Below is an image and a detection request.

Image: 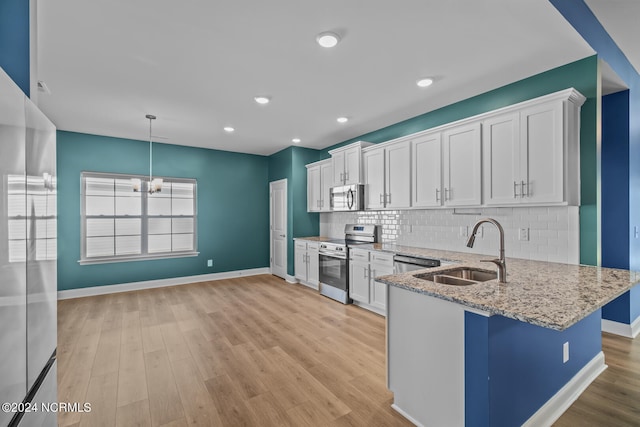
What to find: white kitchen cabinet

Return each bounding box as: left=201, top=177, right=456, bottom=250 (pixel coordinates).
left=370, top=251, right=394, bottom=311
left=306, top=159, right=333, bottom=212
left=349, top=248, right=393, bottom=315
left=362, top=140, right=411, bottom=209
left=363, top=148, right=385, bottom=209
left=349, top=249, right=370, bottom=303
left=483, top=113, right=521, bottom=205
left=294, top=240, right=319, bottom=289
left=442, top=122, right=482, bottom=206
left=483, top=90, right=583, bottom=206
left=329, top=141, right=372, bottom=186
left=385, top=141, right=412, bottom=208
left=519, top=101, right=564, bottom=204
left=412, top=132, right=442, bottom=207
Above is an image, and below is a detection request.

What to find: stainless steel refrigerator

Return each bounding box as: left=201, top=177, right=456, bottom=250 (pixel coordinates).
left=1, top=67, right=57, bottom=426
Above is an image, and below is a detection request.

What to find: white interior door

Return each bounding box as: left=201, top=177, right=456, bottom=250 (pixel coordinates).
left=270, top=179, right=287, bottom=279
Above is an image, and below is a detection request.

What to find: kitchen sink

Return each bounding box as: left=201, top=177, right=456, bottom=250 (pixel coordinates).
left=414, top=267, right=498, bottom=286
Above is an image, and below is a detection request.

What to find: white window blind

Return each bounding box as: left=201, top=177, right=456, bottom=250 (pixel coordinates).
left=80, top=172, right=197, bottom=264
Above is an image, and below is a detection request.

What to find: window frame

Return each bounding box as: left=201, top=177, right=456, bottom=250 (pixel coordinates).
left=79, top=171, right=198, bottom=265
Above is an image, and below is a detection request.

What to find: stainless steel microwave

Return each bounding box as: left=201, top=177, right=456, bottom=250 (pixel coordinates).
left=330, top=184, right=365, bottom=211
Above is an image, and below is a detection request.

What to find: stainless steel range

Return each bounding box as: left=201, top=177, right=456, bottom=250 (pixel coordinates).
left=318, top=224, right=380, bottom=304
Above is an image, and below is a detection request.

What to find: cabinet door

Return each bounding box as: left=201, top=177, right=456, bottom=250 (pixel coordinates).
left=344, top=146, right=361, bottom=185
left=320, top=161, right=333, bottom=212
left=294, top=242, right=307, bottom=281
left=363, top=148, right=386, bottom=209
left=370, top=264, right=393, bottom=311
left=412, top=132, right=442, bottom=207
left=443, top=123, right=482, bottom=206
left=483, top=113, right=521, bottom=205
left=307, top=244, right=319, bottom=286
left=521, top=101, right=564, bottom=204
left=349, top=261, right=370, bottom=303
left=332, top=150, right=345, bottom=185
left=307, top=166, right=321, bottom=212
left=385, top=140, right=411, bottom=208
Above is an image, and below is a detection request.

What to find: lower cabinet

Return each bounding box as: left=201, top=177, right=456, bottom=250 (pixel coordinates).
left=349, top=249, right=394, bottom=316
left=294, top=240, right=319, bottom=289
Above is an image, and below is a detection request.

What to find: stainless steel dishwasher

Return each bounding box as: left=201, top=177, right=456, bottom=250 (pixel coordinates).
left=393, top=254, right=441, bottom=273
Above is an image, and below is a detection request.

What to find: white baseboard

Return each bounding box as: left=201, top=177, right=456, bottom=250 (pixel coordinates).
left=57, top=267, right=271, bottom=300
left=285, top=274, right=297, bottom=284
left=391, top=404, right=425, bottom=427
left=601, top=317, right=640, bottom=338
left=522, top=351, right=607, bottom=427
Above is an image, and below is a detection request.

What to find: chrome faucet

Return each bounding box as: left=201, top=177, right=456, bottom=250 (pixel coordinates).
left=466, top=218, right=507, bottom=283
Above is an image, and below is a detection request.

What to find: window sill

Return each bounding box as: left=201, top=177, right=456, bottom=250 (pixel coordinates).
left=78, top=251, right=200, bottom=265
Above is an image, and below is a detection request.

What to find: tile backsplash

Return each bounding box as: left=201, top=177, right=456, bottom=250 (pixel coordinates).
left=320, top=206, right=580, bottom=264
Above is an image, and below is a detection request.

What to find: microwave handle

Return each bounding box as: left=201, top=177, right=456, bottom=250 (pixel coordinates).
left=347, top=189, right=354, bottom=209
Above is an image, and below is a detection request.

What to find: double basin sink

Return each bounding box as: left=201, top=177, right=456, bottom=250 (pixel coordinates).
left=415, top=267, right=497, bottom=286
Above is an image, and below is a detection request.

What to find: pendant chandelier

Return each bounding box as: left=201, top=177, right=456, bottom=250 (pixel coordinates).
left=132, top=114, right=163, bottom=193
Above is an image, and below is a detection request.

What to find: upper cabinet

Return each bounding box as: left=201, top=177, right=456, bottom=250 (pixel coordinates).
left=330, top=141, right=372, bottom=186
left=306, top=159, right=333, bottom=212
left=363, top=140, right=411, bottom=209
left=483, top=90, right=584, bottom=206
left=442, top=122, right=482, bottom=206
left=412, top=132, right=442, bottom=208
left=307, top=88, right=585, bottom=212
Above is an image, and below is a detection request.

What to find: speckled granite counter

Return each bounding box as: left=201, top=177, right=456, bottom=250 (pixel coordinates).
left=294, top=236, right=335, bottom=242
left=364, top=243, right=640, bottom=330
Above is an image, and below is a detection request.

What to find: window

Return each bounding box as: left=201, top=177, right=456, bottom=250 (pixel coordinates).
left=80, top=172, right=197, bottom=264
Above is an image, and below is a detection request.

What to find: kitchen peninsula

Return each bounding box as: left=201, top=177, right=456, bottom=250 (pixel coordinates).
left=375, top=244, right=640, bottom=427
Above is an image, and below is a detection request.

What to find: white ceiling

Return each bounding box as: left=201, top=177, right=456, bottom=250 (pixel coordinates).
left=585, top=0, right=640, bottom=75
left=37, top=0, right=594, bottom=156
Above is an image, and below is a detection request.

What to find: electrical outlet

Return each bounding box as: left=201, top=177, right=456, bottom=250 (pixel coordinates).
left=207, top=259, right=213, bottom=267
left=519, top=228, right=529, bottom=241
left=563, top=342, right=569, bottom=363
left=459, top=226, right=468, bottom=238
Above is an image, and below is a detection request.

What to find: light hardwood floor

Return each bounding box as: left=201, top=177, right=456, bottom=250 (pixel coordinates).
left=57, top=274, right=413, bottom=426
left=58, top=274, right=640, bottom=426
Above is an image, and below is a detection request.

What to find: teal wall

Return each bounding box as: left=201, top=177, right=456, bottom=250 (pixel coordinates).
left=57, top=131, right=270, bottom=291
left=268, top=146, right=320, bottom=276
left=0, top=0, right=30, bottom=96
left=321, top=57, right=599, bottom=265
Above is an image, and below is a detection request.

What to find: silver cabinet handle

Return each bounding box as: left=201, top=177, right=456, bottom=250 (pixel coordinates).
left=513, top=181, right=520, bottom=198
left=364, top=268, right=369, bottom=279
left=280, top=234, right=286, bottom=237
left=380, top=193, right=384, bottom=205
left=386, top=193, right=391, bottom=205
left=444, top=188, right=450, bottom=201
left=521, top=180, right=528, bottom=197
left=344, top=171, right=349, bottom=182
left=435, top=188, right=440, bottom=202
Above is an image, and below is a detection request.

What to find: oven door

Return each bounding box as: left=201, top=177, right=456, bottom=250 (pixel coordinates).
left=319, top=252, right=348, bottom=292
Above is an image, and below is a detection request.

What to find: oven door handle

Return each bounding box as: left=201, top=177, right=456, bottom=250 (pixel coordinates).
left=319, top=251, right=347, bottom=260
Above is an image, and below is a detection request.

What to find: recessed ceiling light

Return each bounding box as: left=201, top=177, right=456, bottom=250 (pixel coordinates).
left=254, top=96, right=270, bottom=105
left=292, top=138, right=301, bottom=143
left=337, top=117, right=349, bottom=123
left=224, top=126, right=235, bottom=133
left=316, top=32, right=340, bottom=48
left=416, top=78, right=434, bottom=88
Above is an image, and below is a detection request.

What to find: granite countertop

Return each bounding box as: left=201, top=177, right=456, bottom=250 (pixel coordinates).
left=363, top=243, right=640, bottom=331
left=294, top=236, right=335, bottom=242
